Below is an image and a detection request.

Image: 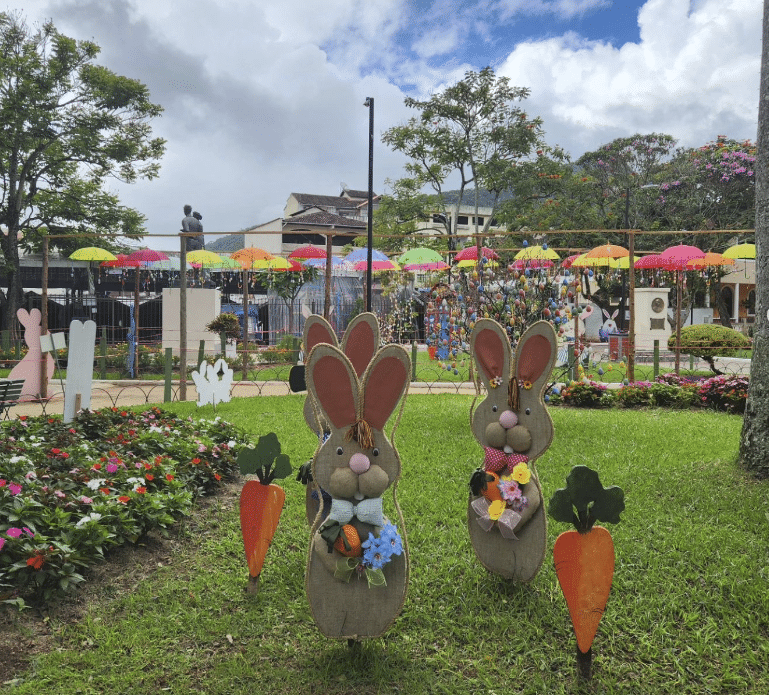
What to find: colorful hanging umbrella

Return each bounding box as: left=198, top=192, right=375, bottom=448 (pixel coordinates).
left=513, top=245, right=560, bottom=261
left=353, top=259, right=401, bottom=271
left=214, top=255, right=242, bottom=269
left=101, top=253, right=141, bottom=268
left=457, top=259, right=499, bottom=269
left=126, top=248, right=170, bottom=264
left=561, top=254, right=582, bottom=269
left=722, top=243, right=756, bottom=259
left=685, top=252, right=735, bottom=270
left=231, top=247, right=275, bottom=266
left=402, top=260, right=451, bottom=271
left=146, top=258, right=195, bottom=271
left=69, top=246, right=117, bottom=262
left=398, top=247, right=445, bottom=266
left=303, top=256, right=352, bottom=270
left=455, top=246, right=499, bottom=261
left=659, top=244, right=705, bottom=270
left=186, top=249, right=229, bottom=267
left=511, top=258, right=555, bottom=270
left=249, top=257, right=293, bottom=271
left=288, top=244, right=327, bottom=260
left=633, top=254, right=666, bottom=269
left=271, top=259, right=305, bottom=272
left=584, top=244, right=629, bottom=260
left=571, top=253, right=617, bottom=268
left=345, top=248, right=389, bottom=264
left=611, top=255, right=642, bottom=270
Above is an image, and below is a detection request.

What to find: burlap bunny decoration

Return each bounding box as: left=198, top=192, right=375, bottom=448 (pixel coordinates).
left=305, top=342, right=410, bottom=639
left=468, top=319, right=557, bottom=581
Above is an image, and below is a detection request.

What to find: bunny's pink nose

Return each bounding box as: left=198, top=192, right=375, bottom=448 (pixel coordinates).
left=499, top=410, right=518, bottom=429
left=349, top=453, right=370, bottom=474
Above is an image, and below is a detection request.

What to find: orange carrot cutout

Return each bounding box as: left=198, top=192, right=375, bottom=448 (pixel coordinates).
left=548, top=465, right=625, bottom=680
left=237, top=433, right=292, bottom=593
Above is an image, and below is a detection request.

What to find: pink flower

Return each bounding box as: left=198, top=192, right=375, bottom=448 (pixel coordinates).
left=23, top=527, right=34, bottom=537
left=6, top=528, right=22, bottom=539
left=106, top=463, right=119, bottom=473
left=55, top=490, right=66, bottom=498
left=0, top=538, right=5, bottom=551
left=8, top=483, right=21, bottom=496
left=80, top=496, right=93, bottom=504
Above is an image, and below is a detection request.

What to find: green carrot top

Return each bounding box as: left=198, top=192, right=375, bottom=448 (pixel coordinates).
left=237, top=432, right=292, bottom=485
left=548, top=465, right=625, bottom=533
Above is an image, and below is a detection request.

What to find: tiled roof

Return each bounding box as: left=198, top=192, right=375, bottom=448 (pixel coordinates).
left=292, top=193, right=360, bottom=209
left=342, top=189, right=371, bottom=199
left=284, top=210, right=366, bottom=229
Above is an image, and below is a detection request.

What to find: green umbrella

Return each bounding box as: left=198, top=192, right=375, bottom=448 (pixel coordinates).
left=398, top=247, right=445, bottom=266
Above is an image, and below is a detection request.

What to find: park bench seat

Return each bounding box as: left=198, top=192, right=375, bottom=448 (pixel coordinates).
left=0, top=379, right=25, bottom=420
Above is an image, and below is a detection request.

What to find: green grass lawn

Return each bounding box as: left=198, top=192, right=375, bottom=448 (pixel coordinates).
left=2, top=396, right=762, bottom=695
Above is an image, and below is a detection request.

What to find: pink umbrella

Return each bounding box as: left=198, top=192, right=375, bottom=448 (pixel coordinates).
left=353, top=259, right=401, bottom=271
left=288, top=244, right=327, bottom=260
left=634, top=254, right=666, bottom=269
left=402, top=261, right=450, bottom=271
left=126, top=248, right=170, bottom=264
left=101, top=253, right=141, bottom=268
left=659, top=244, right=704, bottom=270
left=454, top=246, right=499, bottom=261
left=511, top=258, right=554, bottom=270
left=561, top=254, right=581, bottom=269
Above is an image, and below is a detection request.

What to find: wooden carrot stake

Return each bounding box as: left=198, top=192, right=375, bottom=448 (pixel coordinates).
left=547, top=465, right=625, bottom=682
left=237, top=433, right=292, bottom=594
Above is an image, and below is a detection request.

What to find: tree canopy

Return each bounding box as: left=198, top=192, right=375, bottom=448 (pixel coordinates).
left=0, top=12, right=165, bottom=330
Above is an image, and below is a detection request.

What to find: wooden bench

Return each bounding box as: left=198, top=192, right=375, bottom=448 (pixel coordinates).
left=0, top=379, right=25, bottom=420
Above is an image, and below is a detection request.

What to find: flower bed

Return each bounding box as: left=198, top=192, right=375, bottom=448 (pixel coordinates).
left=550, top=373, right=748, bottom=413
left=0, top=406, right=250, bottom=602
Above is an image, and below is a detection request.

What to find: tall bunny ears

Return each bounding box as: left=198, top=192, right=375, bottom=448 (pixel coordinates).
left=303, top=312, right=380, bottom=378
left=306, top=343, right=410, bottom=435
left=471, top=319, right=557, bottom=399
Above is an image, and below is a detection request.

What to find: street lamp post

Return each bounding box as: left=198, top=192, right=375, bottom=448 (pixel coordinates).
left=364, top=97, right=374, bottom=312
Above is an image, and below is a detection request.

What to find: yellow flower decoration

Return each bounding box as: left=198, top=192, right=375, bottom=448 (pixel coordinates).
left=490, top=376, right=503, bottom=389
left=511, top=462, right=531, bottom=485
left=488, top=500, right=506, bottom=520
left=522, top=380, right=533, bottom=390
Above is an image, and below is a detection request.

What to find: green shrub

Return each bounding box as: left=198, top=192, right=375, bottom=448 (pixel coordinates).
left=553, top=380, right=614, bottom=408
left=669, top=324, right=751, bottom=372
left=260, top=335, right=300, bottom=364
left=616, top=381, right=699, bottom=409
left=205, top=313, right=241, bottom=342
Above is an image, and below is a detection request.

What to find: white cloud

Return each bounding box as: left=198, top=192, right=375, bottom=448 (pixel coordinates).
left=497, top=0, right=761, bottom=154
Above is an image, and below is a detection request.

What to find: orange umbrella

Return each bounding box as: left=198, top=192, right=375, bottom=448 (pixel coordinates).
left=584, top=244, right=629, bottom=259
left=231, top=247, right=275, bottom=267
left=686, top=252, right=735, bottom=269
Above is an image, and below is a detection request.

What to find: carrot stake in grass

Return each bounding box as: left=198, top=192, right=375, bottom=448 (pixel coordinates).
left=547, top=465, right=625, bottom=681
left=237, top=433, right=292, bottom=594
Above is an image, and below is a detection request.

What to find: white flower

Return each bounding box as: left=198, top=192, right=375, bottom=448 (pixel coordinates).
left=86, top=478, right=105, bottom=490
left=75, top=512, right=103, bottom=528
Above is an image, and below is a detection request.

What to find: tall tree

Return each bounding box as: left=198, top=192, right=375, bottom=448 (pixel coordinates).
left=382, top=67, right=547, bottom=250
left=738, top=0, right=769, bottom=477
left=0, top=13, right=165, bottom=331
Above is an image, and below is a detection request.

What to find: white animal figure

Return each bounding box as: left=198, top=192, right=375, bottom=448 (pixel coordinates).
left=599, top=308, right=619, bottom=340
left=63, top=320, right=97, bottom=423
left=191, top=358, right=233, bottom=407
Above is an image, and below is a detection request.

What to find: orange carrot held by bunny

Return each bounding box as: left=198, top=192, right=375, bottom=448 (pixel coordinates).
left=467, top=319, right=557, bottom=582
left=304, top=342, right=410, bottom=640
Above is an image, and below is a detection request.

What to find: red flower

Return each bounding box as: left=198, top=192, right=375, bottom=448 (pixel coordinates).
left=192, top=458, right=201, bottom=464
left=145, top=474, right=154, bottom=481
left=100, top=487, right=110, bottom=495
left=118, top=496, right=131, bottom=504
left=165, top=474, right=174, bottom=481
left=27, top=555, right=45, bottom=570
left=92, top=463, right=102, bottom=470
left=136, top=487, right=147, bottom=494
left=144, top=463, right=152, bottom=470
left=214, top=474, right=222, bottom=481
left=51, top=448, right=61, bottom=455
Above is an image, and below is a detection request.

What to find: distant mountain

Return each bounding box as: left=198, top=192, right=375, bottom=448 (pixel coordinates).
left=205, top=234, right=245, bottom=253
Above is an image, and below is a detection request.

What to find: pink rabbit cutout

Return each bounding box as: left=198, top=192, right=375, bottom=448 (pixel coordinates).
left=9, top=309, right=54, bottom=400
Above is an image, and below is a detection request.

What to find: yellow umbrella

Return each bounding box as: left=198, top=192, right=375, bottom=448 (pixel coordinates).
left=249, top=257, right=292, bottom=270
left=571, top=253, right=616, bottom=268
left=514, top=245, right=560, bottom=261
left=612, top=255, right=642, bottom=270
left=722, top=243, right=755, bottom=259
left=187, top=249, right=229, bottom=267
left=69, top=247, right=117, bottom=262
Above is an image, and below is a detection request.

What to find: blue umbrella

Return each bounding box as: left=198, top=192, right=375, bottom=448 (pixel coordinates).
left=344, top=248, right=389, bottom=264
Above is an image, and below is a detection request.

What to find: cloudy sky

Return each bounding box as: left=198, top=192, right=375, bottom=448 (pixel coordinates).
left=18, top=0, right=763, bottom=251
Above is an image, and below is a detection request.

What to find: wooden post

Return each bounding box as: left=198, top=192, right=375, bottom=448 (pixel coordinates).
left=198, top=340, right=205, bottom=369
left=627, top=230, right=636, bottom=384
left=324, top=234, right=333, bottom=320
left=41, top=236, right=49, bottom=399
left=164, top=347, right=173, bottom=402
left=411, top=341, right=417, bottom=381
left=99, top=327, right=107, bottom=380
left=242, top=267, right=249, bottom=381
left=179, top=237, right=188, bottom=401
left=653, top=340, right=660, bottom=378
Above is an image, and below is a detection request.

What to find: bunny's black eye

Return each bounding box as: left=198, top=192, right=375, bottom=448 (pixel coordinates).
left=491, top=405, right=498, bottom=412
left=336, top=447, right=343, bottom=455
left=525, top=408, right=531, bottom=415
left=372, top=448, right=380, bottom=457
